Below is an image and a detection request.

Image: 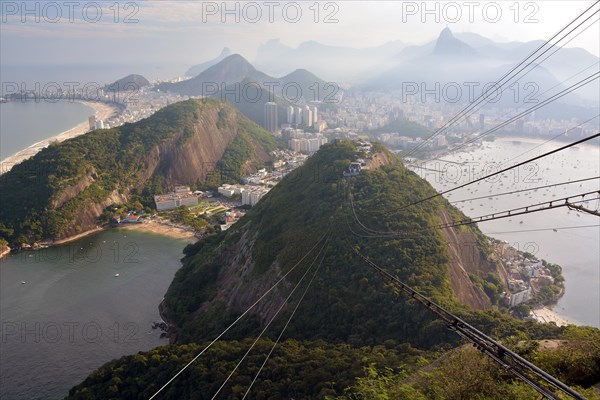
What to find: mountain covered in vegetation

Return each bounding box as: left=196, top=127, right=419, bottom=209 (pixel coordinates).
left=159, top=141, right=541, bottom=344
left=65, top=141, right=600, bottom=399
left=67, top=329, right=600, bottom=399
left=0, top=99, right=278, bottom=244
left=211, top=78, right=293, bottom=130
left=156, top=54, right=336, bottom=127
left=158, top=55, right=273, bottom=96
left=104, top=74, right=151, bottom=93
left=159, top=54, right=330, bottom=101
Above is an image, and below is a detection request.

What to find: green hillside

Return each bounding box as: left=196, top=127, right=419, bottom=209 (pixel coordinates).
left=164, top=142, right=564, bottom=346
left=370, top=118, right=433, bottom=139
left=104, top=74, right=151, bottom=93
left=278, top=68, right=332, bottom=102
left=0, top=99, right=278, bottom=244
left=63, top=140, right=600, bottom=399
left=155, top=55, right=335, bottom=127
left=66, top=327, right=600, bottom=400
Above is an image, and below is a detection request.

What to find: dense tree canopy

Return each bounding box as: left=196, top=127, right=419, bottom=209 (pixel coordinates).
left=0, top=99, right=278, bottom=244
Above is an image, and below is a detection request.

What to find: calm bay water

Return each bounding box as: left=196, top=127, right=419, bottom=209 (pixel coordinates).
left=414, top=138, right=600, bottom=327
left=0, top=229, right=187, bottom=400
left=0, top=101, right=94, bottom=160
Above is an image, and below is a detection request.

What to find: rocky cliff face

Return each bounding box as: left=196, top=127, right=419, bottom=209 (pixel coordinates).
left=439, top=209, right=493, bottom=310
left=58, top=189, right=128, bottom=239
left=51, top=107, right=240, bottom=239
left=146, top=106, right=240, bottom=185
left=0, top=99, right=277, bottom=243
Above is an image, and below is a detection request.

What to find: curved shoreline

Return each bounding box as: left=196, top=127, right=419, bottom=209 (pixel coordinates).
left=49, top=227, right=105, bottom=246
left=0, top=100, right=120, bottom=175
left=115, top=220, right=197, bottom=242
left=35, top=220, right=197, bottom=249
left=530, top=307, right=580, bottom=327
left=2, top=222, right=193, bottom=250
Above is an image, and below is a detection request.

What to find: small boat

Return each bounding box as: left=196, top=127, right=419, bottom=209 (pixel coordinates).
left=553, top=229, right=558, bottom=232
left=20, top=281, right=26, bottom=284
left=115, top=273, right=120, bottom=277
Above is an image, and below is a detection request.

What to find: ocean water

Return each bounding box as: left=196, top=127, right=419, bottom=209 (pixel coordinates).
left=0, top=100, right=94, bottom=160
left=0, top=229, right=188, bottom=400
left=1, top=63, right=185, bottom=88
left=415, top=138, right=600, bottom=327
left=1, top=61, right=188, bottom=161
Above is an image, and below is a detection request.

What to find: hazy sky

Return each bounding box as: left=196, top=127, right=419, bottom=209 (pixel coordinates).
left=1, top=0, right=598, bottom=70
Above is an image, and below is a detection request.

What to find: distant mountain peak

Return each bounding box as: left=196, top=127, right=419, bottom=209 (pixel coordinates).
left=105, top=74, right=150, bottom=92
left=287, top=68, right=312, bottom=75
left=433, top=27, right=476, bottom=56
left=440, top=27, right=453, bottom=38
left=218, top=53, right=256, bottom=69
left=224, top=53, right=248, bottom=62
left=298, top=40, right=322, bottom=49
left=185, top=48, right=236, bottom=77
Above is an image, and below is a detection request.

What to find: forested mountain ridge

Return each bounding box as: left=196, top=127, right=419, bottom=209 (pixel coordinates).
left=104, top=74, right=151, bottom=93
left=162, top=141, right=516, bottom=346
left=0, top=99, right=278, bottom=244
left=65, top=141, right=600, bottom=399
left=155, top=54, right=335, bottom=128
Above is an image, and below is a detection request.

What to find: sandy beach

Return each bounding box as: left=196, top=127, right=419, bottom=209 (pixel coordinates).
left=115, top=220, right=197, bottom=243
left=530, top=307, right=579, bottom=327
left=50, top=226, right=105, bottom=245
left=0, top=100, right=119, bottom=175
left=0, top=246, right=10, bottom=259
left=41, top=221, right=196, bottom=248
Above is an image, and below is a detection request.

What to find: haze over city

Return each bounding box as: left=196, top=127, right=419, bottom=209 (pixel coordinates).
left=2, top=1, right=599, bottom=67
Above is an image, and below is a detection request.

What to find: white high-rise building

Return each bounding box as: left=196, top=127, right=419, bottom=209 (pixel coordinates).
left=289, top=138, right=302, bottom=153
left=295, top=106, right=303, bottom=125
left=303, top=106, right=313, bottom=127
left=310, top=105, right=318, bottom=124
left=264, top=102, right=278, bottom=133
left=286, top=106, right=295, bottom=124
left=241, top=186, right=271, bottom=207
left=509, top=288, right=531, bottom=306
left=308, top=138, right=321, bottom=153
left=300, top=138, right=309, bottom=153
